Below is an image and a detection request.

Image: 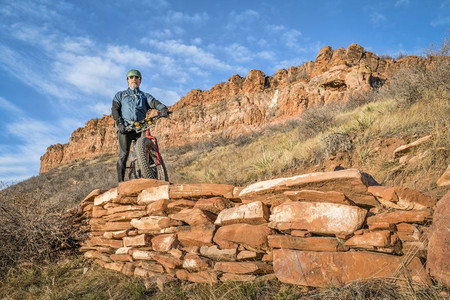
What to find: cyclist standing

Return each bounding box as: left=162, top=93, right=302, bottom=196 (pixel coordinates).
left=111, top=69, right=170, bottom=182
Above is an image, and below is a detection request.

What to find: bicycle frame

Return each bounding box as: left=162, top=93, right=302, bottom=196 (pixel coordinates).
left=142, top=128, right=162, bottom=165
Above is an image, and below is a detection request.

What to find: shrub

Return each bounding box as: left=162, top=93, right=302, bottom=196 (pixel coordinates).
left=0, top=194, right=77, bottom=277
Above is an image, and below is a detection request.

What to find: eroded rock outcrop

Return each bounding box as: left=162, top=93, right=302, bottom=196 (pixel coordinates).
left=75, top=169, right=443, bottom=287
left=40, top=44, right=435, bottom=173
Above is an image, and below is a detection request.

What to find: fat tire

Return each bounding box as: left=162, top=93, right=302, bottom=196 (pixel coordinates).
left=135, top=137, right=168, bottom=181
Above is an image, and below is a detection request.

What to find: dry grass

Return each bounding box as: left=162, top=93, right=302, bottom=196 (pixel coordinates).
left=1, top=259, right=448, bottom=300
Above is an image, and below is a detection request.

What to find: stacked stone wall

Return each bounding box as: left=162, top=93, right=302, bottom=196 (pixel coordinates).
left=78, top=169, right=441, bottom=287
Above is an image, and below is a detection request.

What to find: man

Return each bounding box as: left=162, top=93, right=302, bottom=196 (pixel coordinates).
left=111, top=69, right=170, bottom=182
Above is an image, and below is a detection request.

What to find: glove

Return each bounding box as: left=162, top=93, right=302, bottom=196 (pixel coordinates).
left=118, top=123, right=127, bottom=134
left=159, top=107, right=170, bottom=118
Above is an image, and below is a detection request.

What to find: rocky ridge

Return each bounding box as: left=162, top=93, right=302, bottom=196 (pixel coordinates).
left=40, top=44, right=435, bottom=173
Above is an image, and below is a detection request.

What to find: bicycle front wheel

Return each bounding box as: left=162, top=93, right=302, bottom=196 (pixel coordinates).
left=135, top=137, right=168, bottom=181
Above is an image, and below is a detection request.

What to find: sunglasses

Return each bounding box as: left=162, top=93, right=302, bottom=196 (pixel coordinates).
left=128, top=76, right=141, bottom=79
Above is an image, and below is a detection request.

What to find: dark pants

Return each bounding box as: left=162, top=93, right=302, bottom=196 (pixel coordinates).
left=116, top=130, right=141, bottom=182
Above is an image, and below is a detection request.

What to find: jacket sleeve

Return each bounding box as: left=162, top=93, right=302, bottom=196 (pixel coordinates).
left=145, top=93, right=167, bottom=111
left=111, top=93, right=123, bottom=125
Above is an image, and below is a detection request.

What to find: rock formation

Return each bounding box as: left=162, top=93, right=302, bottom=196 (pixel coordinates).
left=40, top=44, right=434, bottom=173
left=75, top=169, right=445, bottom=287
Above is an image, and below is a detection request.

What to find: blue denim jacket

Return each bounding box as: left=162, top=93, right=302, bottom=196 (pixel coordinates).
left=112, top=88, right=166, bottom=126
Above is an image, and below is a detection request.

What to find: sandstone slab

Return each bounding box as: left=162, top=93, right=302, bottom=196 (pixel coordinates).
left=152, top=253, right=182, bottom=269
left=393, top=134, right=432, bottom=157
left=123, top=234, right=152, bottom=247
left=199, top=245, right=237, bottom=261
left=82, top=189, right=106, bottom=206
left=171, top=208, right=216, bottom=226
left=130, top=216, right=178, bottom=231
left=368, top=186, right=436, bottom=210
left=283, top=190, right=354, bottom=205
left=132, top=250, right=156, bottom=261
left=268, top=235, right=345, bottom=252
left=118, top=178, right=168, bottom=197
left=269, top=201, right=366, bottom=235
left=182, top=253, right=211, bottom=271
left=427, top=191, right=450, bottom=286
left=147, top=199, right=169, bottom=216
left=214, top=262, right=273, bottom=274
left=273, top=249, right=429, bottom=287
left=104, top=210, right=147, bottom=222
left=107, top=205, right=146, bottom=214
left=194, top=197, right=235, bottom=214
left=215, top=201, right=269, bottom=225
left=94, top=188, right=118, bottom=206
left=239, top=169, right=376, bottom=207
left=367, top=209, right=432, bottom=226
left=220, top=273, right=256, bottom=282
left=176, top=225, right=215, bottom=247
left=91, top=221, right=133, bottom=231
left=138, top=185, right=170, bottom=204
left=151, top=234, right=178, bottom=252
left=185, top=270, right=218, bottom=283
left=213, top=223, right=271, bottom=251
left=344, top=230, right=392, bottom=248
left=169, top=183, right=235, bottom=199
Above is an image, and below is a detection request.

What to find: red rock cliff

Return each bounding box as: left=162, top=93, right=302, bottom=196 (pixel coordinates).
left=39, top=44, right=431, bottom=173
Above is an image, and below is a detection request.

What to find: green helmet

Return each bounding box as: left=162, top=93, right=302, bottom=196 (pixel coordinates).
left=126, top=69, right=142, bottom=78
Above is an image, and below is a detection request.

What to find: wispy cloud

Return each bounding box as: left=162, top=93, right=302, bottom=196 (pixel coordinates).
left=395, top=0, right=410, bottom=7
left=0, top=96, right=22, bottom=114
left=370, top=12, right=388, bottom=26
left=431, top=15, right=450, bottom=26
left=165, top=10, right=209, bottom=23
left=282, top=29, right=302, bottom=49
left=148, top=39, right=235, bottom=71
left=225, top=43, right=253, bottom=63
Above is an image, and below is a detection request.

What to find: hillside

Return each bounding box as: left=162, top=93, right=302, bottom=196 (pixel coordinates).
left=0, top=41, right=449, bottom=299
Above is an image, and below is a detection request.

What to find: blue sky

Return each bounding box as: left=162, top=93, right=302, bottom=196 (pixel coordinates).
left=0, top=0, right=448, bottom=184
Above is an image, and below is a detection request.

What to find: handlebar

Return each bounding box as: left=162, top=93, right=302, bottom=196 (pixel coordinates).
left=125, top=111, right=172, bottom=133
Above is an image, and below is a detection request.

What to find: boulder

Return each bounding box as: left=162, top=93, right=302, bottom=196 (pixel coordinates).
left=269, top=201, right=367, bottom=235
left=273, top=249, right=429, bottom=287
left=427, top=191, right=450, bottom=285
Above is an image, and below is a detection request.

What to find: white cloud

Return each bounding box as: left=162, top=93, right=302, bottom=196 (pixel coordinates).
left=266, top=24, right=286, bottom=32
left=229, top=9, right=259, bottom=23
left=257, top=51, right=276, bottom=61
left=431, top=15, right=450, bottom=26
left=88, top=102, right=112, bottom=117
left=0, top=96, right=22, bottom=114
left=394, top=0, right=410, bottom=7
left=225, top=43, right=253, bottom=63
left=282, top=29, right=302, bottom=49
left=165, top=10, right=209, bottom=23
left=370, top=12, right=388, bottom=26
left=0, top=116, right=74, bottom=183
left=149, top=39, right=234, bottom=71
left=149, top=87, right=181, bottom=105
left=53, top=53, right=122, bottom=96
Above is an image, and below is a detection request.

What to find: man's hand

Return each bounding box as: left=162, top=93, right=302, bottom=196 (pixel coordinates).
left=118, top=123, right=127, bottom=134
left=159, top=107, right=170, bottom=118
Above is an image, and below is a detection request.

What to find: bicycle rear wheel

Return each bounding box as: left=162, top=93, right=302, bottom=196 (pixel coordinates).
left=135, top=137, right=168, bottom=181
